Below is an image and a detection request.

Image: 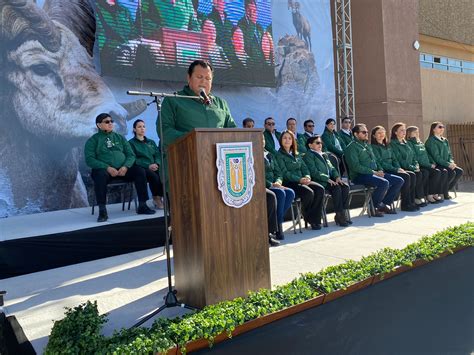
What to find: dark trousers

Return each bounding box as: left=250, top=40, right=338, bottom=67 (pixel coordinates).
left=266, top=189, right=278, bottom=235
left=392, top=171, right=415, bottom=207
left=414, top=170, right=429, bottom=199
left=269, top=187, right=295, bottom=225
left=446, top=166, right=463, bottom=193
left=325, top=183, right=349, bottom=212
left=421, top=167, right=444, bottom=195
left=145, top=169, right=164, bottom=197
left=286, top=181, right=325, bottom=225
left=91, top=166, right=148, bottom=205
left=353, top=173, right=404, bottom=207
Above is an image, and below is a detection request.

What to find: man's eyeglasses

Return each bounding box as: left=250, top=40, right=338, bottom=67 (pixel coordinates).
left=437, top=125, right=445, bottom=129
left=359, top=131, right=368, bottom=134
left=266, top=122, right=275, bottom=126
left=314, top=141, right=322, bottom=145
left=102, top=120, right=114, bottom=124
left=306, top=125, right=314, bottom=128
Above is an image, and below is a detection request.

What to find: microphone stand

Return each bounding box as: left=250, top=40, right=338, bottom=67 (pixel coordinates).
left=127, top=90, right=200, bottom=327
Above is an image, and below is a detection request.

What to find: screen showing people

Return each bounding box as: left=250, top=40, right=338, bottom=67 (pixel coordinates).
left=96, top=0, right=275, bottom=87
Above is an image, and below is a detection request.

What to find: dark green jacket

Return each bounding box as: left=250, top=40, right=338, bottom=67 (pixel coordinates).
left=138, top=0, right=200, bottom=33
left=321, top=128, right=346, bottom=156
left=264, top=152, right=283, bottom=188
left=389, top=140, right=419, bottom=172
left=237, top=16, right=265, bottom=63
left=344, top=139, right=380, bottom=180
left=425, top=135, right=454, bottom=168
left=96, top=1, right=136, bottom=51
left=371, top=143, right=400, bottom=173
left=407, top=138, right=434, bottom=169
left=338, top=129, right=354, bottom=147
left=159, top=85, right=236, bottom=150
left=303, top=150, right=339, bottom=188
left=129, top=136, right=162, bottom=169
left=275, top=149, right=310, bottom=184
left=296, top=133, right=308, bottom=154
left=263, top=130, right=282, bottom=156
left=85, top=130, right=135, bottom=170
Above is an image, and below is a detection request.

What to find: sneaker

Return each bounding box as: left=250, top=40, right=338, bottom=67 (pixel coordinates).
left=137, top=205, right=156, bottom=215
left=269, top=237, right=281, bottom=247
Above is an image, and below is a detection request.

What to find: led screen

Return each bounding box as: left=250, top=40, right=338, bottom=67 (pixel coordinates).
left=96, top=0, right=275, bottom=86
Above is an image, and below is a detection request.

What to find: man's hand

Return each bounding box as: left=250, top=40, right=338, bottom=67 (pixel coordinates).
left=107, top=167, right=119, bottom=177
left=328, top=179, right=337, bottom=186
left=299, top=177, right=311, bottom=185
left=117, top=166, right=128, bottom=176
left=149, top=163, right=159, bottom=171
left=272, top=182, right=283, bottom=188
left=374, top=170, right=384, bottom=177
left=448, top=162, right=457, bottom=170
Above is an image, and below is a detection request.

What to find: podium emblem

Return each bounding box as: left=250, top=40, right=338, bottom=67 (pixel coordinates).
left=216, top=142, right=255, bottom=208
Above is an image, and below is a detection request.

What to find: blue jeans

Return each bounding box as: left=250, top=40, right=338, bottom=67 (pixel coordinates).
left=353, top=173, right=404, bottom=207
left=269, top=187, right=295, bottom=224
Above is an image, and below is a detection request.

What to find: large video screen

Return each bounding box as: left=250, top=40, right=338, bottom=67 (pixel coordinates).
left=96, top=0, right=275, bottom=87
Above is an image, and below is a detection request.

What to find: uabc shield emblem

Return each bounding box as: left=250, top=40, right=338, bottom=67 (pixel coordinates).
left=216, top=142, right=255, bottom=208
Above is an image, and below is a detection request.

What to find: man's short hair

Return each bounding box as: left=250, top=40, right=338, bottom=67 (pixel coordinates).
left=286, top=117, right=297, bottom=125
left=342, top=116, right=352, bottom=123
left=187, top=60, right=213, bottom=76
left=264, top=117, right=274, bottom=124
left=245, top=0, right=256, bottom=8
left=303, top=119, right=314, bottom=127
left=352, top=123, right=367, bottom=134
left=242, top=117, right=255, bottom=126
left=96, top=113, right=111, bottom=124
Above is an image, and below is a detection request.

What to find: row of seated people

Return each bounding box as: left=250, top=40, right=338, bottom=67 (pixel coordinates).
left=247, top=117, right=463, bottom=246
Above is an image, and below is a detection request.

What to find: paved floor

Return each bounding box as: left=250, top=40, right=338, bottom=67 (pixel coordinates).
left=2, top=184, right=473, bottom=354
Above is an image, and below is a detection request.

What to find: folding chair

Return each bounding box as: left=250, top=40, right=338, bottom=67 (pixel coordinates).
left=91, top=177, right=137, bottom=215
left=290, top=197, right=303, bottom=233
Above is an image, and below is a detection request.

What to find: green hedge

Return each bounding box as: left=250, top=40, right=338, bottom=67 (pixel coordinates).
left=45, top=222, right=473, bottom=354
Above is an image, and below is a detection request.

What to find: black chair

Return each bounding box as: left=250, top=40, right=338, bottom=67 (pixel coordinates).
left=91, top=178, right=137, bottom=215
left=341, top=155, right=375, bottom=219
left=290, top=198, right=303, bottom=234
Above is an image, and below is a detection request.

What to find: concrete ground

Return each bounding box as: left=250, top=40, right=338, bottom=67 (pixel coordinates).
left=2, top=182, right=473, bottom=354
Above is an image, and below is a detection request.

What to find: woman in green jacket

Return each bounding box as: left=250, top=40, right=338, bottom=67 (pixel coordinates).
left=321, top=118, right=346, bottom=175
left=275, top=131, right=325, bottom=230
left=406, top=126, right=446, bottom=203
left=370, top=126, right=418, bottom=212
left=303, top=135, right=350, bottom=227
left=425, top=121, right=463, bottom=199
left=129, top=119, right=164, bottom=209
left=390, top=123, right=429, bottom=208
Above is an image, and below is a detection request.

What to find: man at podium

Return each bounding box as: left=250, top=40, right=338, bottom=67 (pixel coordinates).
left=158, top=60, right=237, bottom=149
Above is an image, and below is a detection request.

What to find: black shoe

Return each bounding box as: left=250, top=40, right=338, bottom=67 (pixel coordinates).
left=401, top=205, right=418, bottom=212
left=417, top=202, right=428, bottom=207
left=369, top=210, right=384, bottom=217
left=275, top=231, right=285, bottom=240
left=311, top=223, right=322, bottom=230
left=378, top=205, right=396, bottom=214
left=97, top=210, right=108, bottom=222
left=137, top=205, right=156, bottom=215
left=269, top=237, right=281, bottom=247
left=346, top=219, right=353, bottom=224
left=444, top=194, right=453, bottom=200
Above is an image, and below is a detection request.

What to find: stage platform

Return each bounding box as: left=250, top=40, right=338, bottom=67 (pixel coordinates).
left=0, top=203, right=166, bottom=279
left=2, top=184, right=473, bottom=354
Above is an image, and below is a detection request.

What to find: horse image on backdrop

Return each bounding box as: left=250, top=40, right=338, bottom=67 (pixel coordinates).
left=0, top=0, right=146, bottom=217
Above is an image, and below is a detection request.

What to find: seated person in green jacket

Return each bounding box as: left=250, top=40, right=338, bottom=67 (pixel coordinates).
left=338, top=116, right=354, bottom=147
left=286, top=117, right=307, bottom=154
left=275, top=131, right=325, bottom=230
left=389, top=123, right=428, bottom=208
left=371, top=125, right=418, bottom=212
left=263, top=117, right=281, bottom=155
left=344, top=124, right=403, bottom=217
left=425, top=121, right=463, bottom=200
left=303, top=136, right=350, bottom=227
left=85, top=113, right=156, bottom=222
left=406, top=126, right=446, bottom=203
left=321, top=118, right=346, bottom=175
left=242, top=117, right=255, bottom=128
left=129, top=119, right=165, bottom=209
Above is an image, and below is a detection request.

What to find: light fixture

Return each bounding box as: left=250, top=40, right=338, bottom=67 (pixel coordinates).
left=413, top=40, right=420, bottom=51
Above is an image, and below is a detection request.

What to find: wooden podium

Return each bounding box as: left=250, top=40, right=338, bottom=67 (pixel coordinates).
left=167, top=128, right=270, bottom=308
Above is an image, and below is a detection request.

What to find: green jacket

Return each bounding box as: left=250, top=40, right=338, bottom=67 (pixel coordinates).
left=407, top=138, right=434, bottom=169
left=264, top=152, right=283, bottom=188
left=85, top=130, right=135, bottom=170
left=159, top=85, right=236, bottom=150
left=344, top=139, right=380, bottom=180
left=237, top=16, right=265, bottom=63
left=371, top=143, right=400, bottom=173
left=263, top=130, right=282, bottom=156
left=389, top=140, right=419, bottom=171
left=321, top=128, right=346, bottom=156
left=338, top=129, right=354, bottom=147
left=96, top=1, right=136, bottom=51
left=275, top=148, right=310, bottom=184
left=139, top=0, right=200, bottom=33
left=425, top=135, right=454, bottom=168
left=296, top=133, right=308, bottom=154
left=303, top=150, right=339, bottom=188
left=128, top=136, right=162, bottom=169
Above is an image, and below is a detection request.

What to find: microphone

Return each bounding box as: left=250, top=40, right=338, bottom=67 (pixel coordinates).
left=199, top=88, right=211, bottom=105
